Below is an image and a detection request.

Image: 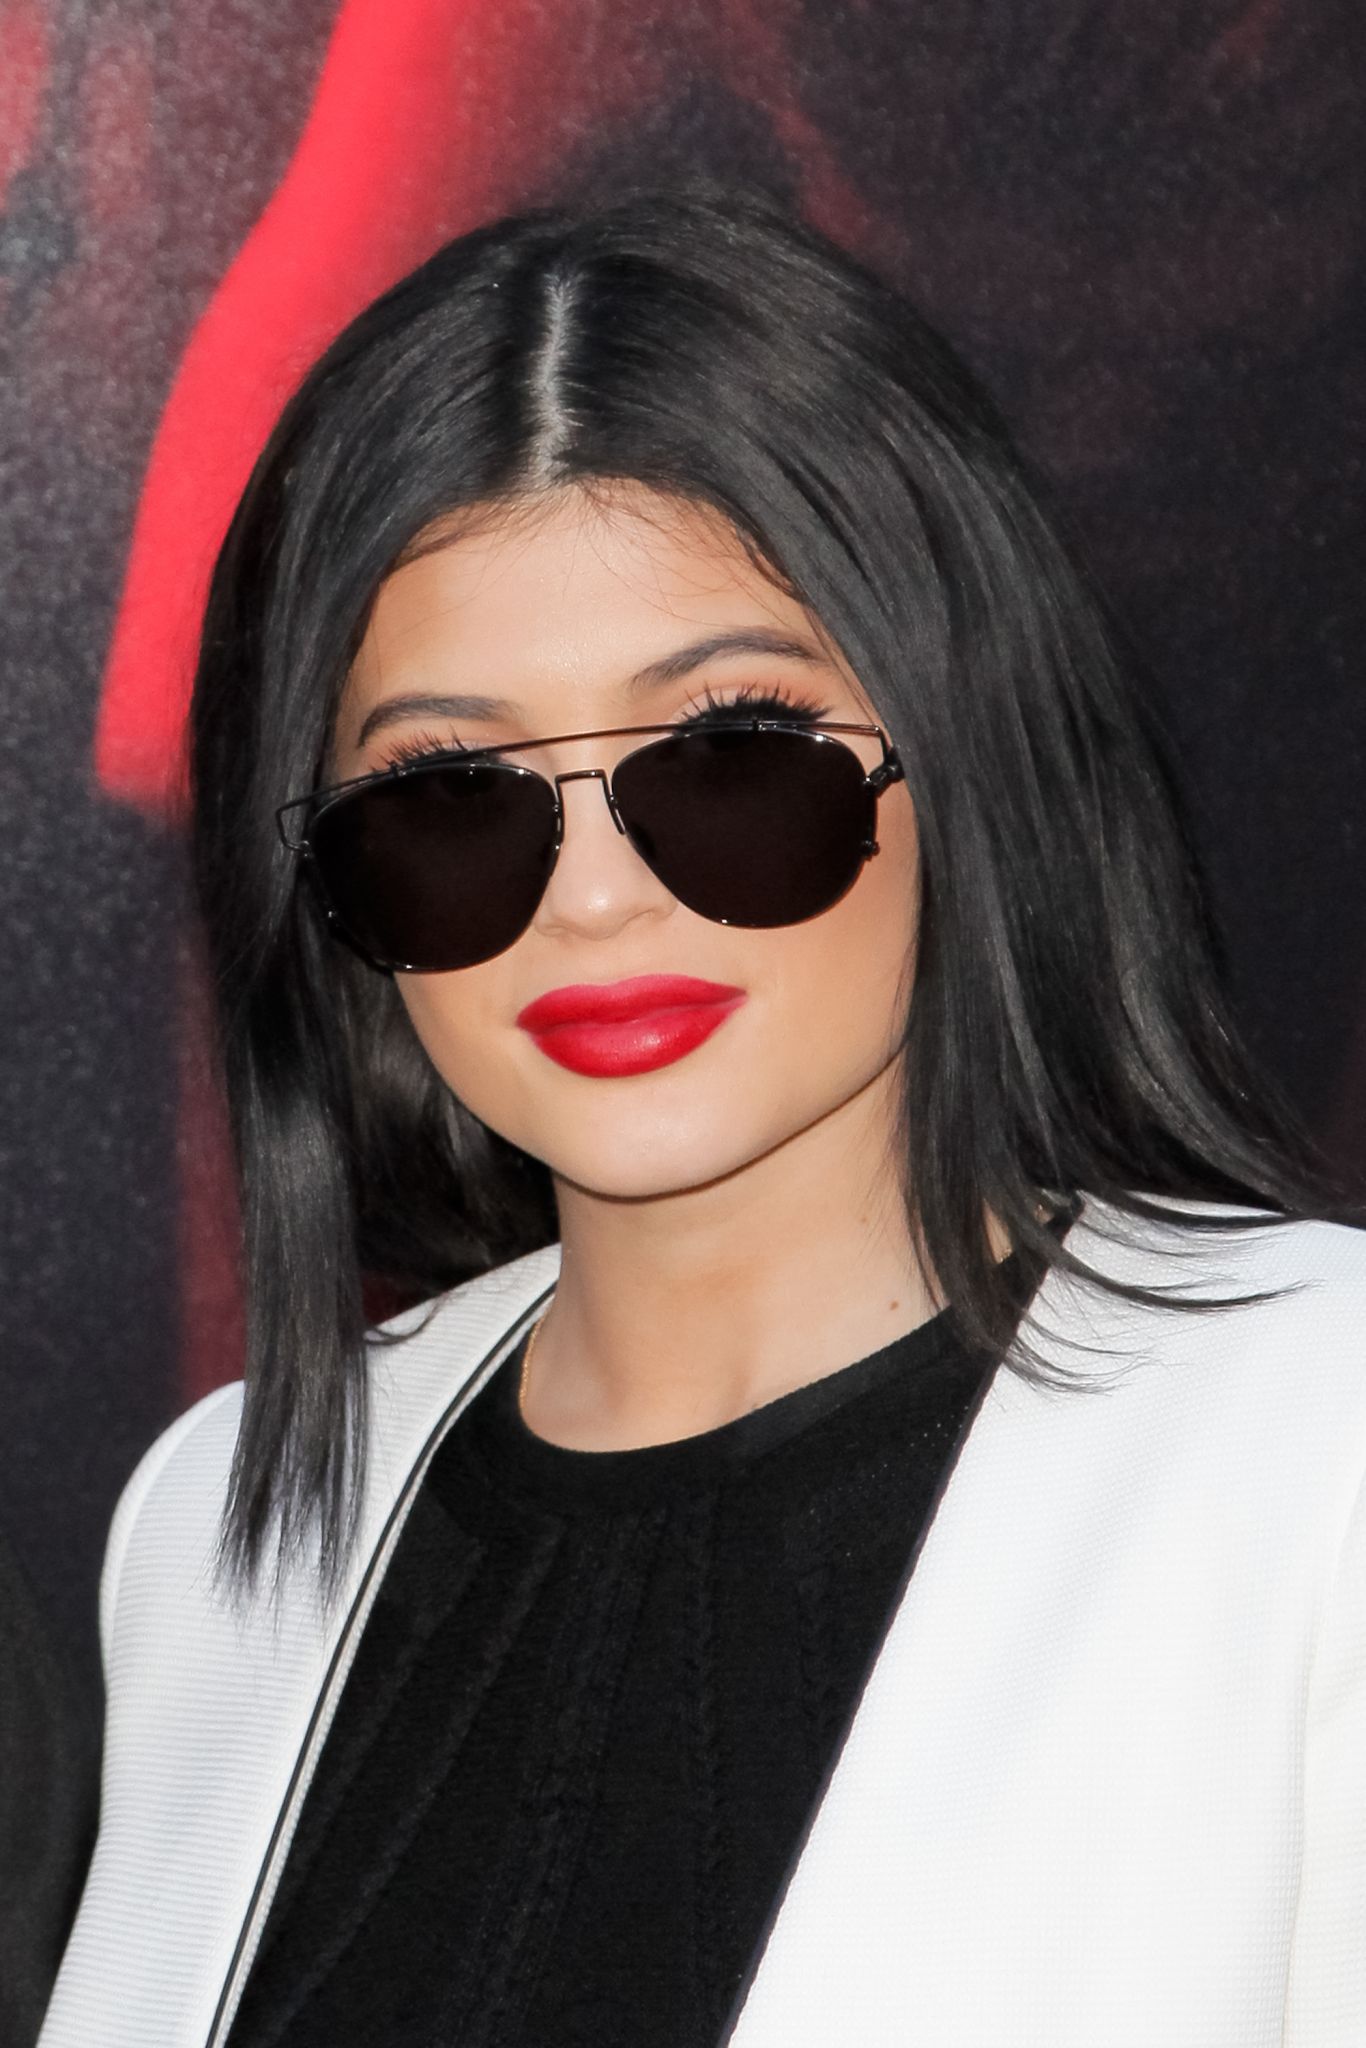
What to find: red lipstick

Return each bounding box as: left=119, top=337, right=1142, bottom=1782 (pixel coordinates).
left=516, top=975, right=747, bottom=1077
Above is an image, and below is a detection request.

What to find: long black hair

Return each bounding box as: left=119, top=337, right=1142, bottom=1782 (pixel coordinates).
left=190, top=189, right=1331, bottom=1586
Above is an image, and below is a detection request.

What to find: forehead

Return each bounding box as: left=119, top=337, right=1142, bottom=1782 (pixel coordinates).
left=344, top=486, right=840, bottom=717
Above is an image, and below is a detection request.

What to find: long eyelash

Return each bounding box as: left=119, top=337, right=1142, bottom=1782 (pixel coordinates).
left=377, top=730, right=475, bottom=771
left=675, top=680, right=833, bottom=728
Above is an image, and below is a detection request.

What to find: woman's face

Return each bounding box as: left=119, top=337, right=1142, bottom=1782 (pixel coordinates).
left=333, top=486, right=919, bottom=1202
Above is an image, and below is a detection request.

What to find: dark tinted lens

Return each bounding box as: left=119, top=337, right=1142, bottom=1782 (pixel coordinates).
left=612, top=726, right=875, bottom=927
left=309, top=760, right=558, bottom=970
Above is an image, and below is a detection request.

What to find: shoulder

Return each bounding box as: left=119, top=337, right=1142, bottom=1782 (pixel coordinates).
left=1032, top=1197, right=1366, bottom=1553
left=1064, top=1198, right=1366, bottom=1409
left=100, top=1244, right=561, bottom=1664
left=1022, top=1199, right=1366, bottom=1524
left=97, top=1382, right=241, bottom=1670
left=1063, top=1197, right=1366, bottom=1355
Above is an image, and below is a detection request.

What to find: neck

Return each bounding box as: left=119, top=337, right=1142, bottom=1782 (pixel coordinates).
left=522, top=1061, right=946, bottom=1450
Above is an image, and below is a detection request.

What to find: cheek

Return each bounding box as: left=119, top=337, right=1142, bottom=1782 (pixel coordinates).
left=395, top=962, right=525, bottom=1122
left=787, top=790, right=919, bottom=1059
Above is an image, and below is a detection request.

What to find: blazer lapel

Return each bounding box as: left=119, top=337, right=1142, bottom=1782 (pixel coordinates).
left=723, top=1203, right=1173, bottom=2045
left=201, top=1249, right=562, bottom=2046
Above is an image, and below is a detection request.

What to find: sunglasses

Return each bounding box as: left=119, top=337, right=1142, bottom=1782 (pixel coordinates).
left=277, top=718, right=905, bottom=974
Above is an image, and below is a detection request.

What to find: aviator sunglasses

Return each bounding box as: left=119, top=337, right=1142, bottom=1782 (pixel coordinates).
left=277, top=716, right=905, bottom=974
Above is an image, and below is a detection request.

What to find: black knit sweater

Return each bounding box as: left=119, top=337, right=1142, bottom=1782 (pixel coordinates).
left=228, top=1304, right=1000, bottom=2048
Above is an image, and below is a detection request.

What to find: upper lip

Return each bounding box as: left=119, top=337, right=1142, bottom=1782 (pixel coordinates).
left=516, top=975, right=746, bottom=1031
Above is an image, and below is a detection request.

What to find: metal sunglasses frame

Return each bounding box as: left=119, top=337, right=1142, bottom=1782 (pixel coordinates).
left=275, top=717, right=905, bottom=857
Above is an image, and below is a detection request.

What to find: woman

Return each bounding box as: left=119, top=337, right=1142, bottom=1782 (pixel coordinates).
left=42, top=193, right=1365, bottom=2047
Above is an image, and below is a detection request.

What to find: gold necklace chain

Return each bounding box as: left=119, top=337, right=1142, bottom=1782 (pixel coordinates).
left=518, top=1314, right=546, bottom=1416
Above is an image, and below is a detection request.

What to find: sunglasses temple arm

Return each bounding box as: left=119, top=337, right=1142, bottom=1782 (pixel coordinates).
left=276, top=799, right=311, bottom=852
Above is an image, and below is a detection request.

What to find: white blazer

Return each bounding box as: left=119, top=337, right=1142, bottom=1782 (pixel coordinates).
left=40, top=1200, right=1366, bottom=2047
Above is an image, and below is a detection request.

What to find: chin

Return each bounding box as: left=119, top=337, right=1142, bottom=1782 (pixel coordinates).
left=525, top=1102, right=779, bottom=1206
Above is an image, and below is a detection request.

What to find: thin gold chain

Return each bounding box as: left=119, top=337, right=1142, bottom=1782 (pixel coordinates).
left=518, top=1314, right=546, bottom=1416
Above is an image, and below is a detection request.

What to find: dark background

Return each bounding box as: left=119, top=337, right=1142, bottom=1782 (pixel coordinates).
left=2, top=0, right=1363, bottom=1708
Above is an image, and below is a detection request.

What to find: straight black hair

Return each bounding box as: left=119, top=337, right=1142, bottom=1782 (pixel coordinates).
left=190, top=189, right=1332, bottom=1587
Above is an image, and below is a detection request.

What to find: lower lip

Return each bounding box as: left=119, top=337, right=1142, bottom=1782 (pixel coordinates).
left=525, top=999, right=746, bottom=1077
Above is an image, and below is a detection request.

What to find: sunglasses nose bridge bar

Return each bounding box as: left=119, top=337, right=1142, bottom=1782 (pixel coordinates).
left=549, top=764, right=628, bottom=835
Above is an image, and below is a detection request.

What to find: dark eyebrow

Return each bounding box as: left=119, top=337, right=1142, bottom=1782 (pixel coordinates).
left=355, top=691, right=516, bottom=748
left=353, top=630, right=825, bottom=748
left=624, top=629, right=825, bottom=695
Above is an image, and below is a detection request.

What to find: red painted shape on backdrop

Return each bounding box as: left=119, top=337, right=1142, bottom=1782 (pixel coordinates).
left=709, top=0, right=875, bottom=253
left=1208, top=0, right=1286, bottom=74
left=93, top=0, right=663, bottom=813
left=0, top=0, right=52, bottom=209
left=76, top=18, right=155, bottom=230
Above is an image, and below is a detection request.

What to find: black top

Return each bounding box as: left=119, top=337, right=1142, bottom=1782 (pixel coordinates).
left=229, top=1295, right=1018, bottom=2048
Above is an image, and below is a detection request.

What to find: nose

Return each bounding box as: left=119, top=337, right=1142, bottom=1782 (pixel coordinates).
left=531, top=765, right=676, bottom=943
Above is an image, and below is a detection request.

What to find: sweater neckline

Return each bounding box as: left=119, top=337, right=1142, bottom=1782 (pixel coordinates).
left=455, top=1299, right=989, bottom=1514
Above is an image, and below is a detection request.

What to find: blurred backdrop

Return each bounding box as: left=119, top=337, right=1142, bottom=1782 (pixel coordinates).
left=1, top=0, right=1363, bottom=1704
